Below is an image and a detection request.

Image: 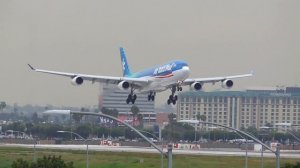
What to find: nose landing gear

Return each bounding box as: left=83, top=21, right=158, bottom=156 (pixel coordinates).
left=167, top=86, right=179, bottom=105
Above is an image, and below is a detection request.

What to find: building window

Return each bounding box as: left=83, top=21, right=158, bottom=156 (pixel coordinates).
left=283, top=99, right=286, bottom=104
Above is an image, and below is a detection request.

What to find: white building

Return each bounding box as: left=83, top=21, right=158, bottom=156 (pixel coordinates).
left=177, top=87, right=300, bottom=130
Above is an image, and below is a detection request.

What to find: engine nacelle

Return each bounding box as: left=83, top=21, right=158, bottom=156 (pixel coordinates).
left=71, top=76, right=84, bottom=86
left=222, top=79, right=234, bottom=89
left=191, top=82, right=202, bottom=91
left=118, top=81, right=130, bottom=90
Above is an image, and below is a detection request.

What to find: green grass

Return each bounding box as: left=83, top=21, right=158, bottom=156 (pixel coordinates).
left=0, top=146, right=298, bottom=168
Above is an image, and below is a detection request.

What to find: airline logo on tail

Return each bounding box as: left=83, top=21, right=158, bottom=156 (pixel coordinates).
left=120, top=47, right=132, bottom=77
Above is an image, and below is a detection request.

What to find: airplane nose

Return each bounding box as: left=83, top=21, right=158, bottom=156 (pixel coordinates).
left=182, top=66, right=190, bottom=75
left=182, top=66, right=190, bottom=71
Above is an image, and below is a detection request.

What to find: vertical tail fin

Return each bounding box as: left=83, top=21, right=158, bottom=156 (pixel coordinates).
left=120, top=47, right=132, bottom=77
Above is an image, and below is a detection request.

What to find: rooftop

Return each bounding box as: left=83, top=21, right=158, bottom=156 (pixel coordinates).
left=178, top=86, right=300, bottom=98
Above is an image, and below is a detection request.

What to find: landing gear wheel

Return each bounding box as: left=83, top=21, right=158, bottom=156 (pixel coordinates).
left=172, top=99, right=176, bottom=105
left=131, top=94, right=137, bottom=104
left=167, top=99, right=171, bottom=105
left=127, top=94, right=137, bottom=104
left=167, top=94, right=178, bottom=105
left=177, top=86, right=183, bottom=91
left=151, top=95, right=155, bottom=101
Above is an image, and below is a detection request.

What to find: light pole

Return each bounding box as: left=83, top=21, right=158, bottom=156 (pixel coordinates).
left=33, top=137, right=37, bottom=162
left=275, top=123, right=300, bottom=143
left=6, top=130, right=36, bottom=161
left=194, top=123, right=197, bottom=142
left=131, top=129, right=164, bottom=168
left=57, top=130, right=89, bottom=168
left=259, top=126, right=272, bottom=168
left=45, top=110, right=168, bottom=166
left=234, top=131, right=249, bottom=168
left=179, top=120, right=281, bottom=168
left=44, top=110, right=166, bottom=156
left=167, top=143, right=172, bottom=168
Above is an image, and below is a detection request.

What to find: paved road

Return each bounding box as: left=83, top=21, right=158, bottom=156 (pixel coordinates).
left=1, top=143, right=300, bottom=158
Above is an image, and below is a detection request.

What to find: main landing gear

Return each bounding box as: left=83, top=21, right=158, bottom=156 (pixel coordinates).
left=148, top=92, right=155, bottom=101
left=126, top=88, right=137, bottom=104
left=167, top=86, right=180, bottom=105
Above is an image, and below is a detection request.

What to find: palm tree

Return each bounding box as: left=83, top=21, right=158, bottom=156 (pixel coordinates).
left=199, top=115, right=206, bottom=122
left=196, top=113, right=201, bottom=121
left=137, top=113, right=144, bottom=128
left=130, top=105, right=140, bottom=126
left=168, top=113, right=176, bottom=125
left=0, top=101, right=6, bottom=112
left=130, top=105, right=140, bottom=117
left=168, top=113, right=176, bottom=142
left=101, top=107, right=119, bottom=117
left=197, top=114, right=206, bottom=131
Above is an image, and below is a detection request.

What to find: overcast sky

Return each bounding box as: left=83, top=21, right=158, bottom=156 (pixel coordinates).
left=0, top=0, right=299, bottom=107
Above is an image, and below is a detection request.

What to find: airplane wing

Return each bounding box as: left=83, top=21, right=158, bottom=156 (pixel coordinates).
left=182, top=71, right=254, bottom=85
left=28, top=64, right=149, bottom=87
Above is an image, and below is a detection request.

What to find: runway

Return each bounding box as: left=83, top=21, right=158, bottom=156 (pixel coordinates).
left=1, top=143, right=300, bottom=159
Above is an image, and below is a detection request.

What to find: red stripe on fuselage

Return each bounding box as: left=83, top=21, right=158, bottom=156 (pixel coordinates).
left=154, top=73, right=174, bottom=78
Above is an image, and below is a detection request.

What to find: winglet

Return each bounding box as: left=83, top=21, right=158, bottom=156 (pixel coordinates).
left=28, top=64, right=35, bottom=70
left=250, top=70, right=255, bottom=76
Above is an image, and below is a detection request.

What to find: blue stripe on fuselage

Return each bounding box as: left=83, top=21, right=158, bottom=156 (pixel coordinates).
left=129, top=60, right=188, bottom=78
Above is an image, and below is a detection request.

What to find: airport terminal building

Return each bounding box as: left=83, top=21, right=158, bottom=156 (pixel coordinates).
left=176, top=87, right=300, bottom=130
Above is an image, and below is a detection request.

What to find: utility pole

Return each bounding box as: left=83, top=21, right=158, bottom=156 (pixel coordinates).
left=168, top=143, right=173, bottom=168
left=276, top=144, right=280, bottom=168
left=57, top=131, right=89, bottom=168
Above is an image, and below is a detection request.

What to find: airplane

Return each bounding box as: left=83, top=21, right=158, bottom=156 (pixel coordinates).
left=28, top=47, right=253, bottom=105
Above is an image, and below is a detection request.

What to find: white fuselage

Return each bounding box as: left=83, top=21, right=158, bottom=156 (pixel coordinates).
left=137, top=66, right=190, bottom=93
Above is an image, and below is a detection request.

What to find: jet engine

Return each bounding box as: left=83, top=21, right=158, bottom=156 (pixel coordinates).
left=71, top=76, right=84, bottom=86
left=191, top=82, right=202, bottom=91
left=221, top=79, right=234, bottom=89
left=118, top=81, right=130, bottom=90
